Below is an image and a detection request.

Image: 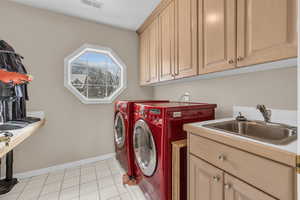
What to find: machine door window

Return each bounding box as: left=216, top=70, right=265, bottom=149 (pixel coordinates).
left=133, top=120, right=157, bottom=176
left=114, top=112, right=125, bottom=148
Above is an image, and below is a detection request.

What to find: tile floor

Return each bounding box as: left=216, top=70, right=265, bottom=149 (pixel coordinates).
left=0, top=158, right=146, bottom=200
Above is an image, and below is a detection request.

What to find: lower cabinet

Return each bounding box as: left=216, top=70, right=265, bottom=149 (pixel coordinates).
left=224, top=174, right=276, bottom=200
left=189, top=155, right=277, bottom=200
left=189, top=155, right=223, bottom=200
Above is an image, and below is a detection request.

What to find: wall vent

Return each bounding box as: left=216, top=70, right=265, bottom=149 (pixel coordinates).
left=81, top=0, right=103, bottom=9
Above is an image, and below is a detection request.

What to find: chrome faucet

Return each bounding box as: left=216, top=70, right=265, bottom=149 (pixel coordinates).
left=256, top=104, right=272, bottom=123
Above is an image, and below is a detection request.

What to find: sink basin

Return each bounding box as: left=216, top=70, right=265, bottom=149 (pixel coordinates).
left=203, top=120, right=297, bottom=145
left=0, top=121, right=28, bottom=131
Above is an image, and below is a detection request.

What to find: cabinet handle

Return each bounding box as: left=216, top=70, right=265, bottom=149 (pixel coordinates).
left=218, top=154, right=226, bottom=161
left=228, top=59, right=234, bottom=64
left=237, top=56, right=244, bottom=62
left=224, top=184, right=231, bottom=190
left=212, top=176, right=220, bottom=182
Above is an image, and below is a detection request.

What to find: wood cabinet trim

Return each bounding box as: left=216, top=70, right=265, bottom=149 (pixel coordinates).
left=148, top=18, right=160, bottom=83
left=172, top=139, right=187, bottom=200
left=137, top=0, right=173, bottom=35
left=225, top=174, right=277, bottom=200
left=236, top=0, right=297, bottom=67
left=159, top=1, right=175, bottom=82
left=139, top=29, right=150, bottom=85
left=198, top=0, right=237, bottom=74
left=174, top=0, right=198, bottom=79
left=189, top=154, right=224, bottom=200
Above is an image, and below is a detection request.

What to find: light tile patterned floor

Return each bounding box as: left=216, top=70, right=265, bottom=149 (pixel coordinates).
left=0, top=158, right=146, bottom=200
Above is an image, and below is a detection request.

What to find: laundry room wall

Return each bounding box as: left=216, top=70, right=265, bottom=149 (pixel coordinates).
left=0, top=0, right=153, bottom=173
left=153, top=67, right=297, bottom=118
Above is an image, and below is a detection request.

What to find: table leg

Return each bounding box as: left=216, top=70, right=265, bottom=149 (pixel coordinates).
left=0, top=150, right=18, bottom=195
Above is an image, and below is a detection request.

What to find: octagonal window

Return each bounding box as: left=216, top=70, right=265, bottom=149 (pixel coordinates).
left=64, top=44, right=127, bottom=104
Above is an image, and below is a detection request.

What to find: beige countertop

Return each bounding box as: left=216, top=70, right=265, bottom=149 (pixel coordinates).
left=0, top=112, right=45, bottom=158
left=183, top=118, right=297, bottom=167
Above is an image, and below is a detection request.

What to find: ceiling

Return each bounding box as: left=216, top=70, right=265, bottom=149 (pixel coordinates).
left=11, top=0, right=161, bottom=30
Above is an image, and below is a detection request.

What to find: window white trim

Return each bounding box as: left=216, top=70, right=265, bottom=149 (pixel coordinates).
left=64, top=44, right=127, bottom=104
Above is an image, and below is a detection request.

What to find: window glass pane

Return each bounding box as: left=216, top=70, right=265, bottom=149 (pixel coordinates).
left=87, top=86, right=105, bottom=99
left=65, top=45, right=125, bottom=104
left=73, top=84, right=88, bottom=98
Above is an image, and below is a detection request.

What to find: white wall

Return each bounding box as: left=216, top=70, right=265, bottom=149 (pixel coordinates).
left=154, top=67, right=297, bottom=118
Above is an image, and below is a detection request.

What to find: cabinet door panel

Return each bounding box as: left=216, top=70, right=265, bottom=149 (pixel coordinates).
left=189, top=155, right=223, bottom=200
left=224, top=174, right=276, bottom=200
left=237, top=0, right=297, bottom=67
left=139, top=30, right=150, bottom=85
left=148, top=18, right=160, bottom=83
left=175, top=0, right=198, bottom=78
left=199, top=0, right=236, bottom=74
left=160, top=1, right=175, bottom=81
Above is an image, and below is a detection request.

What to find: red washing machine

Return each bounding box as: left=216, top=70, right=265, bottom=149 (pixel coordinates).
left=132, top=102, right=217, bottom=200
left=114, top=100, right=169, bottom=179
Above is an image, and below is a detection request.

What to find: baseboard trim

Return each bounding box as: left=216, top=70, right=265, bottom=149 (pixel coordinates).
left=14, top=153, right=116, bottom=179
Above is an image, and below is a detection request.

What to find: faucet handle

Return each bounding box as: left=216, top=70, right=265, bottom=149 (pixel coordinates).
left=236, top=112, right=247, bottom=121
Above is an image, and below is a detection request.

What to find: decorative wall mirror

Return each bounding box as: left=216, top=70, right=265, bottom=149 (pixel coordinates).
left=64, top=44, right=127, bottom=104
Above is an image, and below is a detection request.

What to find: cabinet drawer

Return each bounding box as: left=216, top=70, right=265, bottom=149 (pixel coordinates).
left=189, top=134, right=295, bottom=200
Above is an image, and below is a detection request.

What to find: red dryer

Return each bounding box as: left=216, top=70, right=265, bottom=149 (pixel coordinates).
left=114, top=100, right=169, bottom=179
left=132, top=102, right=217, bottom=200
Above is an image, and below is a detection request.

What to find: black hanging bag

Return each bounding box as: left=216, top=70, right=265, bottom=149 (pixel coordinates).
left=0, top=40, right=29, bottom=120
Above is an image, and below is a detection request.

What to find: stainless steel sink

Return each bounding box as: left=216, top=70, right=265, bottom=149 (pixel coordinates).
left=0, top=121, right=28, bottom=131
left=203, top=120, right=297, bottom=145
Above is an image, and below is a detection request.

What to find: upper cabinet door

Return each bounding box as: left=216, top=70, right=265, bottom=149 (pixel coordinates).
left=174, top=0, right=198, bottom=79
left=148, top=18, right=160, bottom=83
left=224, top=174, right=276, bottom=200
left=139, top=29, right=150, bottom=85
left=189, top=155, right=223, bottom=200
left=236, top=0, right=298, bottom=67
left=159, top=1, right=175, bottom=82
left=199, top=0, right=237, bottom=74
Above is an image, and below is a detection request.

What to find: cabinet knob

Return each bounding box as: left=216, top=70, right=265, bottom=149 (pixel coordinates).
left=218, top=154, right=226, bottom=161
left=212, top=176, right=220, bottom=182
left=237, top=56, right=244, bottom=62
left=224, top=184, right=231, bottom=190
left=228, top=59, right=234, bottom=64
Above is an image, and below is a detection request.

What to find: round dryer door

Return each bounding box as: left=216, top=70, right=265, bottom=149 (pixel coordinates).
left=114, top=112, right=126, bottom=148
left=133, top=119, right=157, bottom=177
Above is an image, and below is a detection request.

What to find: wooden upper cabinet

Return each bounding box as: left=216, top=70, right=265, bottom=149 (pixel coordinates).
left=224, top=174, right=276, bottom=200
left=139, top=0, right=298, bottom=84
left=189, top=155, right=223, bottom=200
left=139, top=19, right=160, bottom=85
left=236, top=0, right=298, bottom=67
left=198, top=0, right=236, bottom=74
left=174, top=0, right=198, bottom=78
left=139, top=29, right=150, bottom=85
left=159, top=1, right=175, bottom=82
left=148, top=18, right=160, bottom=83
